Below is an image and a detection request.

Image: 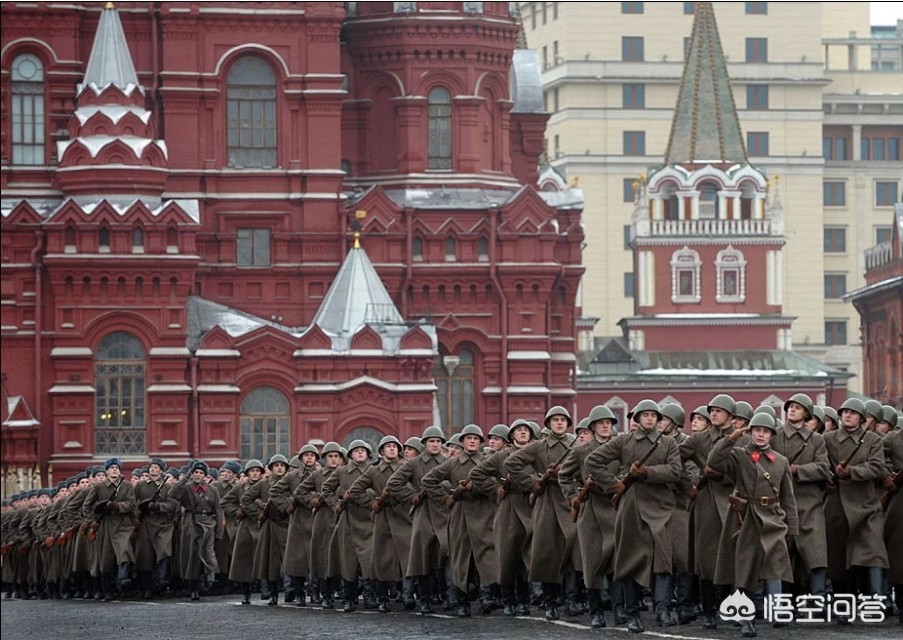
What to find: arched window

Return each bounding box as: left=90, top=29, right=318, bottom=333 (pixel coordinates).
left=227, top=56, right=277, bottom=168
left=342, top=426, right=385, bottom=453
left=698, top=181, right=719, bottom=219
left=240, top=386, right=290, bottom=460
left=715, top=245, right=746, bottom=303
left=11, top=53, right=45, bottom=165
left=95, top=332, right=146, bottom=455
left=64, top=225, right=77, bottom=253
left=166, top=225, right=178, bottom=253
left=99, top=226, right=111, bottom=252
left=132, top=227, right=144, bottom=253
left=428, top=87, right=452, bottom=169
left=477, top=236, right=489, bottom=262
left=445, top=236, right=456, bottom=262
left=412, top=236, right=423, bottom=261
left=670, top=246, right=701, bottom=303
left=432, top=348, right=474, bottom=430
left=604, top=395, right=629, bottom=434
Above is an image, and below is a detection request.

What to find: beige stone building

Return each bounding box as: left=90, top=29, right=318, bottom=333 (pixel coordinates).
left=521, top=1, right=903, bottom=392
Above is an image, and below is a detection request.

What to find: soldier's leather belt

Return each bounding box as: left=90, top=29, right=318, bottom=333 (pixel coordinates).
left=755, top=496, right=779, bottom=507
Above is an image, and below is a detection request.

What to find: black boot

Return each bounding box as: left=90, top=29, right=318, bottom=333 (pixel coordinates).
left=241, top=582, right=251, bottom=605
left=417, top=576, right=434, bottom=613
left=321, top=577, right=335, bottom=609
left=293, top=576, right=306, bottom=606
left=542, top=582, right=560, bottom=620
left=343, top=580, right=357, bottom=612
left=588, top=588, right=606, bottom=628
left=444, top=564, right=459, bottom=610
left=267, top=580, right=279, bottom=606
left=377, top=581, right=391, bottom=613
left=479, top=584, right=497, bottom=614
left=564, top=571, right=583, bottom=616
left=612, top=580, right=629, bottom=624
left=675, top=573, right=697, bottom=624
left=117, top=562, right=132, bottom=593
left=625, top=580, right=645, bottom=633
left=740, top=619, right=757, bottom=637
left=457, top=591, right=472, bottom=618
left=402, top=576, right=416, bottom=610
left=362, top=578, right=378, bottom=609
left=190, top=580, right=200, bottom=602
left=700, top=580, right=718, bottom=629
left=654, top=573, right=675, bottom=627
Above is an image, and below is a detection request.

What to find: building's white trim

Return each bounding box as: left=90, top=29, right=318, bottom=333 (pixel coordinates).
left=197, top=384, right=241, bottom=393
left=294, top=376, right=436, bottom=393
left=50, top=347, right=93, bottom=357
left=149, top=347, right=191, bottom=357
left=146, top=384, right=192, bottom=393
left=49, top=384, right=96, bottom=394
left=196, top=349, right=242, bottom=358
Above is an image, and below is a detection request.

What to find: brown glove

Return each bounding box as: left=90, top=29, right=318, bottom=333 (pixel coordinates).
left=629, top=462, right=647, bottom=478
left=835, top=463, right=851, bottom=479
left=285, top=503, right=296, bottom=516
left=611, top=481, right=627, bottom=496
left=883, top=475, right=898, bottom=491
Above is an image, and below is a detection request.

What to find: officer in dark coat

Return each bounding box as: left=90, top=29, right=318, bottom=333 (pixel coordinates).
left=133, top=457, right=179, bottom=597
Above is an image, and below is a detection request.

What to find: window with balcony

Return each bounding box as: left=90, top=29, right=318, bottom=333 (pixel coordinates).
left=862, top=137, right=901, bottom=161
left=875, top=181, right=899, bottom=206
left=227, top=56, right=277, bottom=168
left=823, top=136, right=849, bottom=160
left=746, top=85, right=769, bottom=110
left=745, top=38, right=768, bottom=63
left=237, top=228, right=271, bottom=266
left=824, top=274, right=846, bottom=299
left=823, top=227, right=846, bottom=253
left=715, top=245, right=746, bottom=303
left=671, top=247, right=701, bottom=303
left=745, top=2, right=767, bottom=14
left=11, top=53, right=45, bottom=165
left=623, top=131, right=646, bottom=156
left=623, top=83, right=645, bottom=109
left=622, top=2, right=643, bottom=14
left=747, top=132, right=769, bottom=156
left=622, top=37, right=644, bottom=62
left=825, top=320, right=847, bottom=346
left=823, top=181, right=846, bottom=206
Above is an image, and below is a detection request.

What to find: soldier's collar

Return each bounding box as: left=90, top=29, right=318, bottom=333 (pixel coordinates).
left=837, top=426, right=862, bottom=442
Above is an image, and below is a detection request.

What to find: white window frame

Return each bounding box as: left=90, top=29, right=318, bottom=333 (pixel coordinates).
left=715, top=245, right=746, bottom=303
left=670, top=246, right=701, bottom=303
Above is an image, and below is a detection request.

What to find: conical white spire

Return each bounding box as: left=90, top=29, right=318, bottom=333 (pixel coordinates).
left=79, top=3, right=141, bottom=96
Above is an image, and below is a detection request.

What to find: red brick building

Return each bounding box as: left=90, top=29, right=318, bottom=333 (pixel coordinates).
left=0, top=1, right=584, bottom=492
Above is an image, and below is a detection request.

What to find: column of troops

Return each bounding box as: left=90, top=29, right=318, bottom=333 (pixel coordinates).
left=2, top=394, right=901, bottom=636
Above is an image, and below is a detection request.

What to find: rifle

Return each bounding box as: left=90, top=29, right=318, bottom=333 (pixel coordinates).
left=446, top=479, right=472, bottom=508
left=310, top=492, right=325, bottom=515
left=138, top=479, right=166, bottom=515
left=370, top=488, right=391, bottom=520
left=612, top=433, right=662, bottom=511
left=880, top=470, right=902, bottom=512
left=570, top=475, right=594, bottom=522
left=529, top=440, right=576, bottom=505
left=825, top=425, right=872, bottom=494
left=409, top=490, right=427, bottom=517
left=257, top=498, right=273, bottom=526
left=496, top=475, right=512, bottom=500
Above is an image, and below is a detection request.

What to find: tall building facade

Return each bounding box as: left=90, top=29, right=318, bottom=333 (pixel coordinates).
left=521, top=1, right=903, bottom=391
left=0, top=1, right=584, bottom=491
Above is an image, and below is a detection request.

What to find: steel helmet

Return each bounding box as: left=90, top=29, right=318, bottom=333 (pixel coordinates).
left=509, top=418, right=540, bottom=440
left=420, top=425, right=447, bottom=442
left=783, top=393, right=814, bottom=419
left=864, top=399, right=884, bottom=422
left=347, top=439, right=373, bottom=457
left=733, top=401, right=754, bottom=422
left=544, top=406, right=573, bottom=428
left=488, top=424, right=510, bottom=442
left=574, top=417, right=592, bottom=433
left=460, top=424, right=485, bottom=442
left=403, top=436, right=424, bottom=453
left=659, top=403, right=685, bottom=428
left=377, top=435, right=403, bottom=452
left=267, top=454, right=289, bottom=469
left=630, top=398, right=663, bottom=422
left=707, top=394, right=736, bottom=416
left=749, top=412, right=777, bottom=433
left=838, top=398, right=866, bottom=421
left=587, top=405, right=619, bottom=425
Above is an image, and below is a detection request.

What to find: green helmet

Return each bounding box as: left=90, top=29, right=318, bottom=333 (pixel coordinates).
left=881, top=405, right=898, bottom=428
left=749, top=412, right=777, bottom=433
left=339, top=447, right=348, bottom=458
left=460, top=424, right=485, bottom=442
left=754, top=405, right=777, bottom=419
left=574, top=417, right=592, bottom=433
left=630, top=399, right=663, bottom=422
left=404, top=436, right=424, bottom=453
left=587, top=405, right=619, bottom=426
left=299, top=443, right=319, bottom=456
left=690, top=406, right=711, bottom=423
left=267, top=454, right=289, bottom=469
left=347, top=439, right=373, bottom=457
left=377, top=435, right=402, bottom=452
left=421, top=425, right=446, bottom=442
left=783, top=393, right=814, bottom=419
left=243, top=459, right=265, bottom=474
left=659, top=403, right=685, bottom=428
left=707, top=394, right=736, bottom=416
left=544, top=405, right=573, bottom=428
left=446, top=433, right=463, bottom=449
left=488, top=424, right=510, bottom=442
left=864, top=399, right=884, bottom=421
left=811, top=405, right=825, bottom=428
left=822, top=406, right=839, bottom=425
left=733, top=401, right=754, bottom=422
left=288, top=455, right=301, bottom=469
left=839, top=398, right=866, bottom=421
left=540, top=427, right=551, bottom=437
left=321, top=441, right=345, bottom=459
left=509, top=418, right=540, bottom=440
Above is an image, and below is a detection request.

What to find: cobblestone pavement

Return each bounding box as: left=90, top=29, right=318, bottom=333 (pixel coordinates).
left=1, top=595, right=899, bottom=640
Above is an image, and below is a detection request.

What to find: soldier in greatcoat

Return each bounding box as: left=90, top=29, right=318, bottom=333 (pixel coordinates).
left=471, top=420, right=537, bottom=617
left=169, top=460, right=224, bottom=601
left=222, top=459, right=265, bottom=604
left=586, top=399, right=682, bottom=633
left=82, top=457, right=137, bottom=600
left=212, top=459, right=241, bottom=588
left=386, top=425, right=450, bottom=613
left=679, top=394, right=739, bottom=630
left=823, top=398, right=889, bottom=612
left=771, top=393, right=830, bottom=599
left=297, top=442, right=344, bottom=607
left=348, top=435, right=415, bottom=612
left=67, top=469, right=100, bottom=598
left=881, top=422, right=902, bottom=623
left=506, top=406, right=579, bottom=621
left=244, top=453, right=291, bottom=605
left=558, top=406, right=621, bottom=628
left=422, top=423, right=497, bottom=617
left=324, top=439, right=378, bottom=612
left=133, top=457, right=179, bottom=597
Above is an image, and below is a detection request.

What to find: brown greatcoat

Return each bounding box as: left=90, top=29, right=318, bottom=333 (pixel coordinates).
left=506, top=433, right=579, bottom=584
left=824, top=426, right=889, bottom=579
left=170, top=478, right=223, bottom=581
left=883, top=429, right=903, bottom=583
left=348, top=458, right=414, bottom=582
left=212, top=477, right=237, bottom=574
left=65, top=486, right=95, bottom=574
left=586, top=429, right=682, bottom=587
left=296, top=465, right=339, bottom=581
left=222, top=480, right=263, bottom=583
left=771, top=423, right=830, bottom=571
left=82, top=478, right=137, bottom=573
left=387, top=450, right=448, bottom=578
left=243, top=475, right=290, bottom=582
left=708, top=439, right=799, bottom=591
left=470, top=447, right=532, bottom=585
left=422, top=450, right=497, bottom=590
left=133, top=478, right=179, bottom=572
left=665, top=430, right=694, bottom=574
left=679, top=425, right=736, bottom=580
left=323, top=460, right=374, bottom=582
left=270, top=466, right=316, bottom=578
left=558, top=435, right=619, bottom=588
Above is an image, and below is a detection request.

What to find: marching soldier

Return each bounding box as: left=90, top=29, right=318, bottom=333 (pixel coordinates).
left=222, top=459, right=265, bottom=604
left=881, top=420, right=902, bottom=623
left=558, top=406, right=620, bottom=628
left=133, top=457, right=179, bottom=598
left=403, top=437, right=423, bottom=460
left=244, top=453, right=291, bottom=605
left=585, top=399, right=682, bottom=633
left=212, top=460, right=242, bottom=589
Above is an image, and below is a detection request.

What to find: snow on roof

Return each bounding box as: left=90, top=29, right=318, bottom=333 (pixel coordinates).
left=383, top=187, right=517, bottom=210
left=57, top=135, right=167, bottom=160
left=75, top=105, right=152, bottom=126
left=637, top=368, right=828, bottom=377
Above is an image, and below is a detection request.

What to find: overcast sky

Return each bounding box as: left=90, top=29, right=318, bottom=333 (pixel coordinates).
left=871, top=2, right=902, bottom=25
